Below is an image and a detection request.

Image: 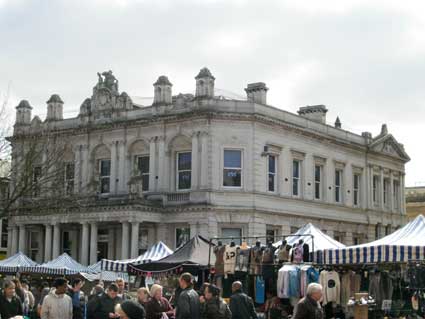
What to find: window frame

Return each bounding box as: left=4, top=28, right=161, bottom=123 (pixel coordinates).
left=98, top=158, right=111, bottom=195
left=373, top=175, right=379, bottom=205
left=335, top=169, right=343, bottom=203
left=267, top=154, right=277, bottom=193
left=176, top=151, right=192, bottom=191
left=223, top=149, right=243, bottom=188
left=136, top=155, right=150, bottom=192
left=353, top=173, right=361, bottom=207
left=383, top=178, right=390, bottom=207
left=292, top=160, right=301, bottom=197
left=314, top=165, right=322, bottom=200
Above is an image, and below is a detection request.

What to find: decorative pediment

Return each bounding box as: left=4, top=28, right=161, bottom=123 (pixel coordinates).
left=370, top=134, right=410, bottom=162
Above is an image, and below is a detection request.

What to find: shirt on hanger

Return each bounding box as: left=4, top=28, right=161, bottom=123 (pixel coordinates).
left=224, top=245, right=237, bottom=275
left=319, top=270, right=341, bottom=305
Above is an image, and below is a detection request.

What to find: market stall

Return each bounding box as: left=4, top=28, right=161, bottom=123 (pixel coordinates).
left=0, top=251, right=38, bottom=274
left=82, top=261, right=129, bottom=283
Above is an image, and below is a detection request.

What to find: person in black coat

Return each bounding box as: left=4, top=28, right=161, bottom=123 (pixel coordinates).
left=229, top=281, right=257, bottom=319
left=176, top=273, right=200, bottom=319
left=0, top=279, right=24, bottom=319
left=87, top=283, right=122, bottom=319
left=293, top=283, right=324, bottom=319
left=115, top=300, right=146, bottom=319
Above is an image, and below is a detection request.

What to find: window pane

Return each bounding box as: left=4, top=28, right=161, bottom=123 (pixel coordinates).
left=100, top=160, right=111, bottom=176
left=65, top=163, right=74, bottom=180
left=137, top=156, right=150, bottom=174
left=293, top=179, right=299, bottom=196
left=335, top=171, right=341, bottom=186
left=315, top=166, right=321, bottom=182
left=268, top=174, right=275, bottom=192
left=100, top=177, right=110, bottom=193
left=142, top=175, right=149, bottom=191
left=268, top=156, right=276, bottom=173
left=315, top=183, right=320, bottom=199
left=224, top=150, right=241, bottom=168
left=223, top=169, right=241, bottom=187
left=293, top=161, right=299, bottom=178
left=178, top=171, right=191, bottom=189
left=178, top=152, right=192, bottom=170
left=221, top=228, right=242, bottom=245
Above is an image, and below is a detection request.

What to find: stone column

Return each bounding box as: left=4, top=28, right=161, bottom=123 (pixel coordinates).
left=191, top=132, right=199, bottom=190
left=121, top=222, right=130, bottom=259
left=157, top=137, right=166, bottom=192
left=390, top=171, right=395, bottom=212
left=361, top=168, right=368, bottom=210
left=148, top=137, right=157, bottom=192
left=117, top=141, right=126, bottom=194
left=7, top=226, right=13, bottom=257
left=325, top=159, right=334, bottom=203
left=11, top=226, right=18, bottom=255
left=80, top=223, right=89, bottom=265
left=344, top=164, right=353, bottom=206
left=200, top=132, right=209, bottom=190
left=110, top=141, right=118, bottom=195
left=130, top=222, right=140, bottom=258
left=367, top=165, right=373, bottom=209
left=44, top=224, right=52, bottom=261
left=108, top=228, right=115, bottom=260
left=52, top=223, right=60, bottom=259
left=379, top=167, right=384, bottom=210
left=280, top=148, right=291, bottom=196
left=18, top=225, right=26, bottom=254
left=89, top=223, right=98, bottom=264
left=304, top=153, right=314, bottom=200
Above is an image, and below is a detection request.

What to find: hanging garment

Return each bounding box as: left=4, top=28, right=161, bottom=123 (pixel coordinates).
left=262, top=246, right=276, bottom=280
left=302, top=243, right=310, bottom=262
left=255, top=276, right=266, bottom=304
left=293, top=244, right=304, bottom=263
left=300, top=266, right=320, bottom=297
left=224, top=245, right=237, bottom=275
left=277, top=244, right=290, bottom=263
left=319, top=270, right=341, bottom=305
left=235, top=248, right=249, bottom=272
left=214, top=246, right=225, bottom=275
left=277, top=265, right=301, bottom=298
left=249, top=246, right=263, bottom=275
left=341, top=271, right=355, bottom=308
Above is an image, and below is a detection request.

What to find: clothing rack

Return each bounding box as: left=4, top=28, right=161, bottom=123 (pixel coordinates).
left=207, top=234, right=315, bottom=269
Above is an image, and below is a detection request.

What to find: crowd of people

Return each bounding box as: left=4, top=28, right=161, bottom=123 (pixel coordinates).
left=0, top=272, right=326, bottom=319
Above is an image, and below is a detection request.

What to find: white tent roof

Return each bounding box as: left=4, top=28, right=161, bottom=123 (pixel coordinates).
left=24, top=253, right=95, bottom=275
left=359, top=214, right=425, bottom=247
left=274, top=223, right=346, bottom=251
left=0, top=252, right=38, bottom=273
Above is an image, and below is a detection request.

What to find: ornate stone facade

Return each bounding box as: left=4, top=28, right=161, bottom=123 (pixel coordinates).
left=7, top=68, right=410, bottom=264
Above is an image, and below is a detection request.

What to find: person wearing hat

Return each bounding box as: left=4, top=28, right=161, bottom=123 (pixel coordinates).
left=115, top=300, right=146, bottom=319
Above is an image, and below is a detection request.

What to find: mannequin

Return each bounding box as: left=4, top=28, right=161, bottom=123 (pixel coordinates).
left=236, top=241, right=250, bottom=272
left=262, top=241, right=277, bottom=280
left=249, top=240, right=263, bottom=275
left=293, top=239, right=304, bottom=263
left=277, top=239, right=290, bottom=263
left=224, top=240, right=238, bottom=276
left=214, top=241, right=225, bottom=287
left=303, top=241, right=310, bottom=262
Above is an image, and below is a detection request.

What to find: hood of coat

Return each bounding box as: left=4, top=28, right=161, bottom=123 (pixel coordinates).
left=49, top=289, right=67, bottom=299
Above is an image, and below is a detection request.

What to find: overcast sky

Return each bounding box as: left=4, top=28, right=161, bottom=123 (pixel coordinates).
left=1, top=0, right=424, bottom=186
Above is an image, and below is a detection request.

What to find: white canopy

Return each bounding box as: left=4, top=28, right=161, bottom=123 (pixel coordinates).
left=0, top=252, right=38, bottom=273
left=274, top=223, right=346, bottom=251
left=323, top=215, right=425, bottom=265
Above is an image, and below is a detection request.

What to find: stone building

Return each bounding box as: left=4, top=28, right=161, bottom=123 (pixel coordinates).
left=7, top=68, right=410, bottom=265
left=406, top=186, right=425, bottom=220
left=0, top=177, right=9, bottom=260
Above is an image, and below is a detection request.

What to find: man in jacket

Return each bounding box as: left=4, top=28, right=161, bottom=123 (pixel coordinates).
left=87, top=283, right=122, bottom=319
left=67, top=278, right=85, bottom=319
left=229, top=281, right=257, bottom=319
left=293, top=283, right=324, bottom=319
left=0, top=279, right=23, bottom=319
left=176, top=272, right=200, bottom=319
left=41, top=278, right=73, bottom=319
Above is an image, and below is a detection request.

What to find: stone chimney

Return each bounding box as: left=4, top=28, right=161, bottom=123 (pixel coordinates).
left=46, top=94, right=64, bottom=121
left=334, top=116, right=341, bottom=129
left=297, top=105, right=328, bottom=124
left=153, top=76, right=173, bottom=105
left=195, top=67, right=215, bottom=98
left=245, top=82, right=268, bottom=104
left=15, top=100, right=32, bottom=125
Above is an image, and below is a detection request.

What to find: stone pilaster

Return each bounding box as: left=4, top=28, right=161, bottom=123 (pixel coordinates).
left=80, top=222, right=89, bottom=265
left=89, top=222, right=98, bottom=264
left=18, top=225, right=26, bottom=254
left=7, top=226, right=12, bottom=257
left=200, top=132, right=209, bottom=190
left=191, top=132, right=200, bottom=190
left=148, top=137, right=157, bottom=192
left=44, top=224, right=52, bottom=261
left=157, top=137, right=166, bottom=192
left=130, top=222, right=140, bottom=258
left=11, top=226, right=18, bottom=255
left=380, top=167, right=384, bottom=210
left=109, top=141, right=118, bottom=194
left=117, top=140, right=126, bottom=194
left=121, top=222, right=130, bottom=259
left=304, top=153, right=314, bottom=200
left=52, top=223, right=60, bottom=259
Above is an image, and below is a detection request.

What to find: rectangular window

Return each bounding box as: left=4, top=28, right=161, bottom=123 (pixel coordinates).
left=221, top=228, right=242, bottom=245
left=292, top=160, right=301, bottom=196
left=176, top=227, right=190, bottom=248
left=353, top=174, right=360, bottom=206
left=177, top=152, right=192, bottom=190
left=334, top=231, right=343, bottom=243
left=393, top=180, right=400, bottom=209
left=383, top=178, right=390, bottom=206
left=268, top=155, right=276, bottom=192
left=64, top=163, right=75, bottom=195
left=353, top=234, right=360, bottom=246
left=1, top=219, right=8, bottom=248
left=335, top=170, right=342, bottom=203
left=373, top=176, right=379, bottom=204
left=223, top=150, right=242, bottom=187
left=99, top=159, right=111, bottom=194
left=33, top=166, right=42, bottom=197
left=137, top=156, right=150, bottom=192
left=314, top=165, right=322, bottom=200
left=266, top=228, right=278, bottom=244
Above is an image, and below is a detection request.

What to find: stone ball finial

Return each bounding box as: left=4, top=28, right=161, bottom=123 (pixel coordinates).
left=195, top=67, right=215, bottom=80
left=16, top=100, right=33, bottom=109
left=153, top=75, right=173, bottom=86
left=46, top=94, right=64, bottom=104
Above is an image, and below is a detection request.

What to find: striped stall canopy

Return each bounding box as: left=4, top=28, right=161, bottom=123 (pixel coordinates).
left=0, top=252, right=38, bottom=273
left=23, top=253, right=96, bottom=275
left=323, top=215, right=425, bottom=265
left=83, top=261, right=129, bottom=282
left=101, top=241, right=173, bottom=272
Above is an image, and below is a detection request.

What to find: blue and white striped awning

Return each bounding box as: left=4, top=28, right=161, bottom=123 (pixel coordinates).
left=0, top=252, right=38, bottom=273
left=82, top=261, right=129, bottom=282
left=101, top=241, right=173, bottom=272
left=23, top=253, right=95, bottom=275
left=323, top=215, right=425, bottom=265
